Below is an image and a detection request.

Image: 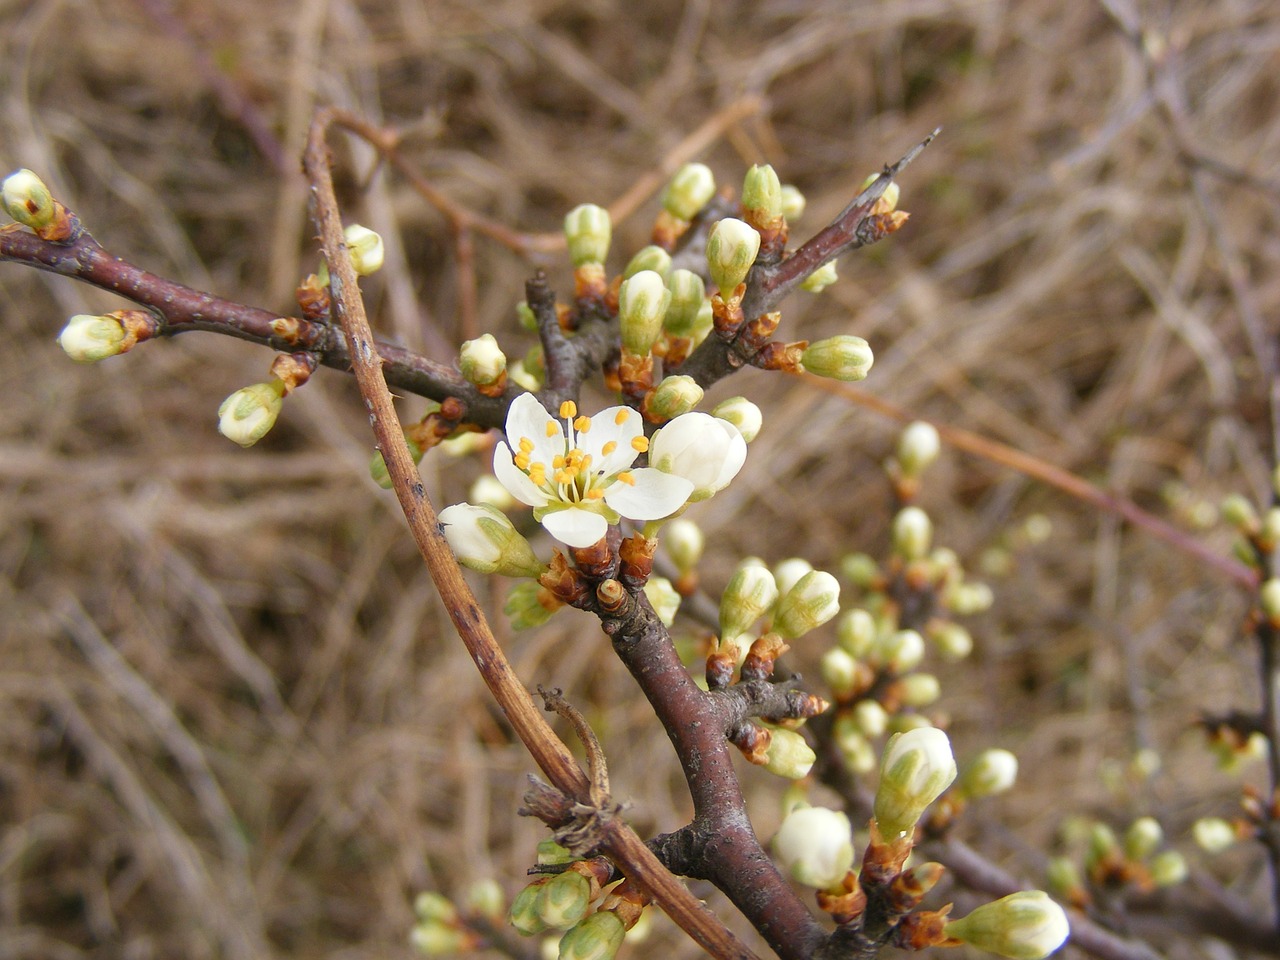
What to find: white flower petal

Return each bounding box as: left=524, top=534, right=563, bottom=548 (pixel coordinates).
left=650, top=413, right=746, bottom=495
left=506, top=392, right=564, bottom=464
left=493, top=442, right=547, bottom=507
left=604, top=468, right=694, bottom=520
left=578, top=405, right=643, bottom=476
left=541, top=506, right=609, bottom=548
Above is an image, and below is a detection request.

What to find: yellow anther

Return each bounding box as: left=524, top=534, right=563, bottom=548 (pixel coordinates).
left=631, top=436, right=649, bottom=453
left=545, top=420, right=559, bottom=438
left=574, top=415, right=591, bottom=433
left=560, top=400, right=577, bottom=419
left=617, top=471, right=636, bottom=486
left=614, top=409, right=629, bottom=426
left=553, top=455, right=566, bottom=469
left=527, top=463, right=547, bottom=485
left=586, top=488, right=605, bottom=500
left=514, top=452, right=531, bottom=471
left=580, top=454, right=592, bottom=472
left=602, top=440, right=618, bottom=455
left=518, top=437, right=535, bottom=454
left=556, top=469, right=574, bottom=485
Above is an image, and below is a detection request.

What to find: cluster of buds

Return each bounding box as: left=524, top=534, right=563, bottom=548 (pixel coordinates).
left=409, top=882, right=503, bottom=955
left=1046, top=817, right=1187, bottom=910
left=1192, top=786, right=1277, bottom=859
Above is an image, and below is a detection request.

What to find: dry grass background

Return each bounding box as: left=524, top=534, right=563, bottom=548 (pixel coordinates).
left=2, top=0, right=1279, bottom=958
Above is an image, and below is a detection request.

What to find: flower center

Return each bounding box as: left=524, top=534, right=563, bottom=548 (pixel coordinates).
left=510, top=400, right=651, bottom=507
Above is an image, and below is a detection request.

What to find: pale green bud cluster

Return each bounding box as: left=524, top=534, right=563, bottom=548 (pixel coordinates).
left=773, top=569, right=840, bottom=639
left=558, top=910, right=625, bottom=960
left=719, top=560, right=778, bottom=643
left=771, top=805, right=855, bottom=889
left=944, top=891, right=1070, bottom=960
left=706, top=217, right=760, bottom=293
left=800, top=335, right=874, bottom=381
left=711, top=396, right=763, bottom=442
left=58, top=313, right=127, bottom=363
left=762, top=726, right=817, bottom=780
left=537, top=870, right=592, bottom=929
left=873, top=726, right=957, bottom=838
left=564, top=203, right=612, bottom=266
left=662, top=162, right=716, bottom=220
left=2, top=168, right=56, bottom=230
left=343, top=223, right=385, bottom=276
left=218, top=380, right=286, bottom=447
left=439, top=503, right=544, bottom=578
left=459, top=333, right=507, bottom=386
left=617, top=269, right=670, bottom=354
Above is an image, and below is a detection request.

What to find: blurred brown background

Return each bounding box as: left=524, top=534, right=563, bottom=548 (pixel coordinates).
left=2, top=0, right=1277, bottom=957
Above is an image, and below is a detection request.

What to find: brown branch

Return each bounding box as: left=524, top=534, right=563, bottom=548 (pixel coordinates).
left=304, top=107, right=758, bottom=960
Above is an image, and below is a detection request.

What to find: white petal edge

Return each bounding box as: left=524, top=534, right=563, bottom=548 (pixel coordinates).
left=493, top=443, right=548, bottom=507
left=604, top=468, right=694, bottom=520
left=506, top=393, right=564, bottom=465
left=578, top=405, right=643, bottom=476
left=541, top=506, right=609, bottom=548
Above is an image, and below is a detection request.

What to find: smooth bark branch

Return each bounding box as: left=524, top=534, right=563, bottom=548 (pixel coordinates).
left=304, top=108, right=757, bottom=960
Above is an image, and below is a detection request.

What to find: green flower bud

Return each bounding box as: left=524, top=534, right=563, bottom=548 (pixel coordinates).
left=509, top=878, right=551, bottom=935
left=801, top=335, right=874, bottom=382
left=2, top=168, right=56, bottom=230
left=643, top=575, right=681, bottom=627
left=772, top=805, right=855, bottom=889
left=1221, top=493, right=1259, bottom=533
left=464, top=878, right=505, bottom=919
left=706, top=217, right=760, bottom=293
left=662, top=162, right=716, bottom=221
left=898, top=421, right=941, bottom=477
left=536, top=870, right=592, bottom=929
left=874, top=629, right=925, bottom=674
left=1084, top=824, right=1118, bottom=872
left=892, top=506, right=932, bottom=560
left=617, top=269, right=670, bottom=355
left=711, top=396, right=762, bottom=442
left=1044, top=857, right=1083, bottom=901
left=509, top=358, right=543, bottom=392
left=860, top=173, right=901, bottom=213
left=834, top=716, right=878, bottom=773
left=943, top=891, right=1070, bottom=960
left=370, top=436, right=423, bottom=489
left=799, top=261, right=838, bottom=293
left=947, top=581, right=994, bottom=616
left=742, top=163, right=782, bottom=225
left=780, top=184, right=806, bottom=221
left=414, top=892, right=458, bottom=923
left=564, top=203, right=611, bottom=266
left=820, top=647, right=859, bottom=698
left=558, top=911, right=625, bottom=960
left=719, top=560, right=779, bottom=640
left=899, top=672, right=941, bottom=707
left=763, top=726, right=817, bottom=780
left=1261, top=578, right=1280, bottom=620
left=647, top=375, right=704, bottom=420
left=439, top=502, right=544, bottom=578
left=837, top=608, right=877, bottom=657
left=664, top=518, right=704, bottom=575
left=773, top=570, right=840, bottom=639
left=471, top=474, right=517, bottom=510
left=873, top=727, right=957, bottom=839
left=410, top=920, right=469, bottom=955
left=623, top=245, right=671, bottom=282
left=773, top=557, right=814, bottom=597
left=516, top=300, right=538, bottom=331
left=664, top=268, right=706, bottom=336
left=841, top=553, right=881, bottom=588
left=853, top=698, right=889, bottom=737
left=58, top=313, right=127, bottom=363
left=1124, top=817, right=1163, bottom=861
left=1149, top=850, right=1187, bottom=887
left=960, top=748, right=1018, bottom=798
left=218, top=380, right=286, bottom=448
left=929, top=621, right=974, bottom=661
left=344, top=224, right=385, bottom=276
left=1192, top=817, right=1237, bottom=853
left=459, top=333, right=507, bottom=387
left=506, top=581, right=559, bottom=630
left=537, top=839, right=575, bottom=865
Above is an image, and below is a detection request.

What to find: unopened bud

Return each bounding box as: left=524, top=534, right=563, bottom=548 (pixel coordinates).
left=711, top=396, right=762, bottom=442
left=516, top=300, right=538, bottom=331
left=742, top=163, right=783, bottom=226
left=1193, top=817, right=1237, bottom=853
left=1149, top=850, right=1187, bottom=887
left=558, top=910, right=625, bottom=960
left=841, top=553, right=881, bottom=588
left=624, top=245, right=672, bottom=281
left=1124, top=817, right=1163, bottom=861
left=799, top=261, right=838, bottom=293
left=1084, top=824, right=1118, bottom=872
left=834, top=717, right=878, bottom=773
left=646, top=375, right=703, bottom=420
left=343, top=224, right=384, bottom=276
left=1261, top=578, right=1280, bottom=621
left=464, top=878, right=505, bottom=919
left=414, top=892, right=458, bottom=923
left=773, top=570, right=840, bottom=639
left=217, top=380, right=285, bottom=447
left=505, top=581, right=560, bottom=630
left=509, top=878, right=551, bottom=935
left=875, top=629, right=925, bottom=674
left=763, top=726, right=817, bottom=780
left=873, top=727, right=957, bottom=839
left=643, top=576, right=681, bottom=627
left=898, top=421, right=941, bottom=477
left=459, top=333, right=507, bottom=387
left=772, top=805, right=855, bottom=889
left=2, top=168, right=56, bottom=230
left=853, top=698, right=889, bottom=737
left=706, top=217, right=760, bottom=293
left=1221, top=493, right=1259, bottom=533
left=720, top=561, right=779, bottom=640
left=58, top=313, right=127, bottom=363
left=439, top=502, right=543, bottom=578
left=960, top=749, right=1018, bottom=798
left=662, top=163, right=716, bottom=221
left=664, top=269, right=706, bottom=335
left=564, top=203, right=611, bottom=266
left=664, top=518, right=704, bottom=575
left=947, top=582, right=994, bottom=616
left=929, top=621, right=974, bottom=661
left=773, top=558, right=814, bottom=596
left=1045, top=858, right=1083, bottom=901
left=838, top=608, right=877, bottom=657
left=899, top=672, right=941, bottom=707
left=861, top=173, right=901, bottom=214
left=410, top=920, right=469, bottom=955
left=893, top=506, right=933, bottom=560
left=801, top=335, right=874, bottom=381
left=780, top=184, right=806, bottom=221
left=944, top=891, right=1070, bottom=960
left=618, top=269, right=670, bottom=355
left=820, top=648, right=859, bottom=698
left=537, top=870, right=592, bottom=929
